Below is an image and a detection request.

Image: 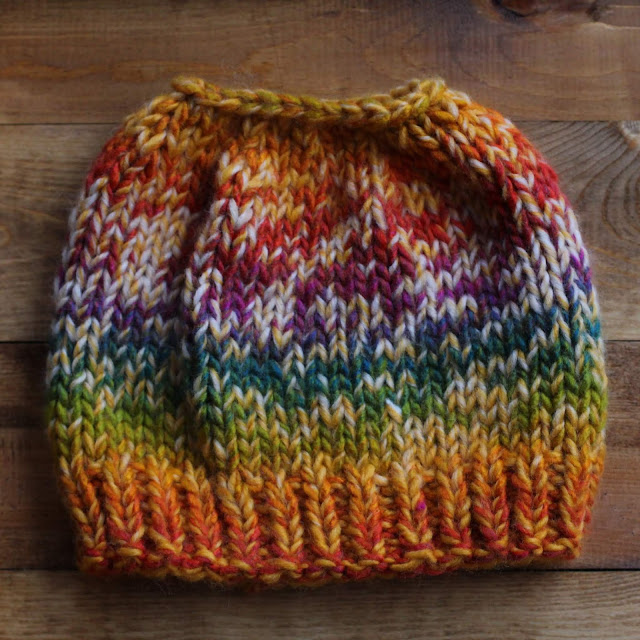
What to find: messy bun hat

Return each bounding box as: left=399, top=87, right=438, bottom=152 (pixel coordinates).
left=46, top=77, right=607, bottom=586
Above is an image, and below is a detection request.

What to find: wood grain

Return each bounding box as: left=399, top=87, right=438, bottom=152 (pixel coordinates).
left=0, top=343, right=46, bottom=429
left=1, top=570, right=639, bottom=640
left=1, top=120, right=639, bottom=340
left=1, top=0, right=639, bottom=124
left=0, top=428, right=74, bottom=569
left=477, top=0, right=640, bottom=25
left=0, top=341, right=636, bottom=570
left=491, top=0, right=594, bottom=17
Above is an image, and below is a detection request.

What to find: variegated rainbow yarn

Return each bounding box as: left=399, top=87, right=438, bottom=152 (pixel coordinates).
left=46, top=76, right=607, bottom=587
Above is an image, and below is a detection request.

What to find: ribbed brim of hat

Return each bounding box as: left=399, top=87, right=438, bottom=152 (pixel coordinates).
left=55, top=435, right=604, bottom=584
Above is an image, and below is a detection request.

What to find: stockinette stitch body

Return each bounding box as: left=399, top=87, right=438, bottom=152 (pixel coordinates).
left=46, top=76, right=607, bottom=587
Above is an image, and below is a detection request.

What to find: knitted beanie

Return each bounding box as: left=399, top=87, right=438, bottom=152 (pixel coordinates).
left=46, top=76, right=607, bottom=587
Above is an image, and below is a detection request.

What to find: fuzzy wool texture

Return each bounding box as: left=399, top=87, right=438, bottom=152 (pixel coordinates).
left=46, top=76, right=608, bottom=587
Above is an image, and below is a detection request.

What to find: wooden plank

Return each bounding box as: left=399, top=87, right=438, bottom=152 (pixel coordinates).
left=0, top=341, right=637, bottom=570
left=1, top=570, right=639, bottom=640
left=0, top=343, right=47, bottom=429
left=1, top=120, right=639, bottom=340
left=483, top=0, right=640, bottom=25
left=0, top=428, right=74, bottom=569
left=0, top=0, right=639, bottom=123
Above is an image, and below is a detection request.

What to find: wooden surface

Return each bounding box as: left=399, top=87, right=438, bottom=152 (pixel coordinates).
left=1, top=1, right=639, bottom=638
left=2, top=572, right=640, bottom=640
